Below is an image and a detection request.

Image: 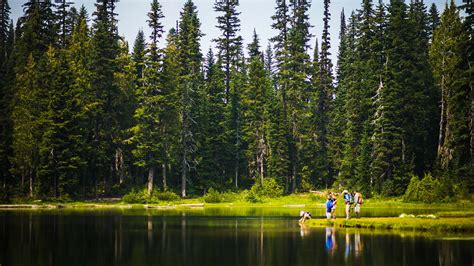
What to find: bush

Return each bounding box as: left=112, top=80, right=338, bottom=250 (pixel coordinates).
left=245, top=178, right=284, bottom=202
left=403, top=173, right=460, bottom=203
left=122, top=188, right=148, bottom=203
left=155, top=191, right=180, bottom=201
left=203, top=188, right=222, bottom=203
left=203, top=188, right=238, bottom=203
left=122, top=188, right=180, bottom=203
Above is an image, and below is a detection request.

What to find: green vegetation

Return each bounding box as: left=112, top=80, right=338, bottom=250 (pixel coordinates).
left=0, top=0, right=472, bottom=202
left=305, top=217, right=474, bottom=232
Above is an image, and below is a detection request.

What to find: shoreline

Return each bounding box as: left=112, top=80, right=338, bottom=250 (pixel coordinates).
left=303, top=217, right=474, bottom=232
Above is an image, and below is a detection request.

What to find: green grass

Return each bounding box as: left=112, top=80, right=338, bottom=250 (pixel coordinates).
left=305, top=217, right=474, bottom=232
left=2, top=192, right=474, bottom=209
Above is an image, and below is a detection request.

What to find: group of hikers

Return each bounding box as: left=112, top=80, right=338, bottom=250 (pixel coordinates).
left=326, top=190, right=363, bottom=220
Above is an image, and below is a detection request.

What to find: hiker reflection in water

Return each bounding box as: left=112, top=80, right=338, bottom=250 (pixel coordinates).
left=345, top=232, right=351, bottom=260
left=325, top=227, right=337, bottom=256
left=354, top=232, right=363, bottom=258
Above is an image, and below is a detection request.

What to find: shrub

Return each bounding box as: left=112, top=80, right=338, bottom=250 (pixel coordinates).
left=203, top=188, right=222, bottom=203
left=122, top=188, right=180, bottom=203
left=245, top=178, right=284, bottom=202
left=403, top=173, right=458, bottom=203
left=122, top=188, right=147, bottom=203
left=155, top=191, right=180, bottom=201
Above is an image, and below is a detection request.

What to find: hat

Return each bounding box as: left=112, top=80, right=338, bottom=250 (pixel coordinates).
left=343, top=190, right=348, bottom=194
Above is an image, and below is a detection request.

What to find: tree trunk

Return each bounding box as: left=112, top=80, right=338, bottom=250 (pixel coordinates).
left=147, top=166, right=154, bottom=197
left=291, top=162, right=296, bottom=193
left=162, top=163, right=167, bottom=191
left=181, top=160, right=186, bottom=198
left=29, top=170, right=33, bottom=198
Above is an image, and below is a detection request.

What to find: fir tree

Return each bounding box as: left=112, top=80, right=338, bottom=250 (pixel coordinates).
left=242, top=31, right=271, bottom=184
left=11, top=55, right=42, bottom=197
left=427, top=3, right=440, bottom=38
left=90, top=0, right=121, bottom=195
left=177, top=0, right=203, bottom=197
left=213, top=0, right=243, bottom=102
left=316, top=0, right=332, bottom=189
left=132, top=30, right=145, bottom=80
left=55, top=0, right=75, bottom=47
left=196, top=48, right=227, bottom=190
left=429, top=1, right=471, bottom=185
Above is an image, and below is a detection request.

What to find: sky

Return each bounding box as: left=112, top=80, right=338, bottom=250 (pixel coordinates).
left=9, top=0, right=458, bottom=62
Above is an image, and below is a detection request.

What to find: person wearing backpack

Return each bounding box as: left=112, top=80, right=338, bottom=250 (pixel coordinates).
left=343, top=190, right=352, bottom=219
left=354, top=191, right=363, bottom=218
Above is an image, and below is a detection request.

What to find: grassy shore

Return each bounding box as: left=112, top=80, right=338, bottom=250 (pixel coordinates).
left=304, top=216, right=474, bottom=232
left=2, top=192, right=474, bottom=209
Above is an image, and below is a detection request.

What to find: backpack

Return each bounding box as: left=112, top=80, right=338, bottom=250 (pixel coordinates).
left=358, top=193, right=363, bottom=204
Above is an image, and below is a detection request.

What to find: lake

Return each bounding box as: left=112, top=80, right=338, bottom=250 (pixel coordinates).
left=0, top=207, right=473, bottom=266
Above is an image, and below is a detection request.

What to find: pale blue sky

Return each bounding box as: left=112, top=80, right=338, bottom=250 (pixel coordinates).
left=9, top=0, right=457, bottom=62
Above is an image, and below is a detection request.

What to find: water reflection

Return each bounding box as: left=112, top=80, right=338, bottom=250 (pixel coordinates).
left=325, top=227, right=337, bottom=256
left=0, top=210, right=472, bottom=266
left=324, top=227, right=365, bottom=261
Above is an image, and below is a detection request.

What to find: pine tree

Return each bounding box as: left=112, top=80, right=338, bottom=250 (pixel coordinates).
left=0, top=0, right=12, bottom=197
left=132, top=30, right=145, bottom=80
left=427, top=3, right=440, bottom=38
left=11, top=55, right=42, bottom=197
left=37, top=47, right=74, bottom=197
left=66, top=10, right=95, bottom=196
left=90, top=0, right=121, bottom=195
left=15, top=0, right=57, bottom=72
left=242, top=31, right=271, bottom=184
left=270, top=0, right=291, bottom=190
left=429, top=1, right=471, bottom=186
left=372, top=0, right=414, bottom=195
left=213, top=0, right=243, bottom=102
left=197, top=48, right=227, bottom=190
left=55, top=0, right=75, bottom=47
left=130, top=0, right=166, bottom=196
left=316, top=0, right=332, bottom=189
left=159, top=28, right=180, bottom=191
left=177, top=0, right=203, bottom=197
left=328, top=9, right=350, bottom=188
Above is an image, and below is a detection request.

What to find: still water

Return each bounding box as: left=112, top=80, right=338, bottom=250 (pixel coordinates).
left=0, top=208, right=473, bottom=266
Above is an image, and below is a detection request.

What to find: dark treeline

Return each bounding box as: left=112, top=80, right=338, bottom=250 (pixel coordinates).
left=0, top=0, right=472, bottom=200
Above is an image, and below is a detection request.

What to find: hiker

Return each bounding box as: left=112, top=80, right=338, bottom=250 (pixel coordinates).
left=354, top=191, right=363, bottom=218
left=330, top=192, right=337, bottom=219
left=343, top=190, right=352, bottom=219
left=326, top=195, right=335, bottom=219
left=299, top=210, right=312, bottom=223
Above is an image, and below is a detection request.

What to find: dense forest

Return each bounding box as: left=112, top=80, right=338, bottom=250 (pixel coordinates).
left=0, top=0, right=472, bottom=201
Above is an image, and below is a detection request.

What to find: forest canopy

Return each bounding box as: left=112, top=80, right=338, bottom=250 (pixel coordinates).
left=0, top=0, right=472, bottom=200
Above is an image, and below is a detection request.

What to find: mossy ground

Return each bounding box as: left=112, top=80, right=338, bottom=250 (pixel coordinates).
left=304, top=217, right=474, bottom=232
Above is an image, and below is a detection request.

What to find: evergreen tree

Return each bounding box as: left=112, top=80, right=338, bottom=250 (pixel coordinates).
left=242, top=31, right=271, bottom=184
left=55, top=0, right=75, bottom=47
left=328, top=9, right=350, bottom=188
left=132, top=30, right=145, bottom=80
left=427, top=3, right=440, bottom=38
left=89, top=0, right=121, bottom=195
left=270, top=0, right=291, bottom=189
left=131, top=0, right=166, bottom=196
left=429, top=1, right=471, bottom=186
left=15, top=0, right=57, bottom=71
left=0, top=0, right=12, bottom=197
left=177, top=0, right=203, bottom=197
left=158, top=28, right=180, bottom=191
left=213, top=0, right=243, bottom=102
left=11, top=55, right=42, bottom=197
left=197, top=48, right=227, bottom=190
left=372, top=0, right=422, bottom=195
left=66, top=10, right=94, bottom=196
left=315, top=0, right=332, bottom=189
